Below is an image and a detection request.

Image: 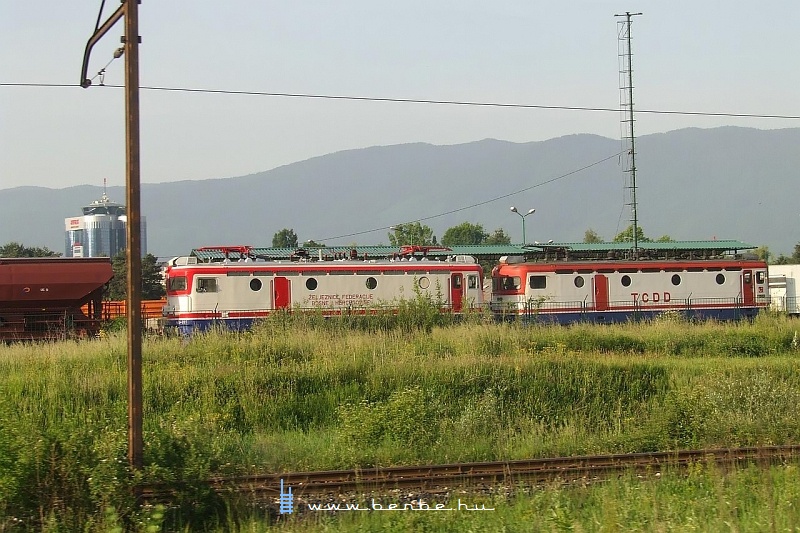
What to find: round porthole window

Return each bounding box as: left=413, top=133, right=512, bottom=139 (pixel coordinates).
left=249, top=279, right=262, bottom=291
left=621, top=275, right=631, bottom=287
left=574, top=276, right=585, bottom=288
left=672, top=274, right=681, bottom=286
left=716, top=273, right=725, bottom=285
left=366, top=277, right=378, bottom=290
left=306, top=278, right=318, bottom=291
left=418, top=276, right=430, bottom=289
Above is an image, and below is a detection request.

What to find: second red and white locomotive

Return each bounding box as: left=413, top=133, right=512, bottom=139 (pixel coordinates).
left=490, top=256, right=768, bottom=323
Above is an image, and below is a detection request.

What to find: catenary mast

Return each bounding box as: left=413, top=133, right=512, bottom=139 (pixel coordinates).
left=616, top=11, right=642, bottom=258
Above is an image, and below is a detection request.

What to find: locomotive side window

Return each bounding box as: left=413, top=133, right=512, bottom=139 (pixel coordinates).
left=452, top=276, right=462, bottom=289
left=716, top=273, right=726, bottom=285
left=756, top=271, right=765, bottom=284
left=250, top=279, right=263, bottom=291
left=418, top=276, right=430, bottom=289
left=574, top=276, right=585, bottom=288
left=366, top=277, right=378, bottom=290
left=671, top=274, right=681, bottom=286
left=621, top=275, right=631, bottom=287
left=306, top=278, right=318, bottom=290
left=529, top=276, right=546, bottom=289
left=168, top=276, right=187, bottom=291
left=196, top=278, right=217, bottom=293
left=468, top=275, right=478, bottom=289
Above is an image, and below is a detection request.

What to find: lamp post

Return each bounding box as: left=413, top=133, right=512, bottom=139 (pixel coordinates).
left=510, top=207, right=536, bottom=245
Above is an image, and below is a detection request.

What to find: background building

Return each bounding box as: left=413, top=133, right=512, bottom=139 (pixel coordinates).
left=64, top=192, right=147, bottom=257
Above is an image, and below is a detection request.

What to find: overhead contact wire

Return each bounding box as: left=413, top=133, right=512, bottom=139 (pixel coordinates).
left=2, top=82, right=800, bottom=120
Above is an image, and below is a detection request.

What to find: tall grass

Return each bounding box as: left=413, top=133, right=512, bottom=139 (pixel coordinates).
left=1, top=313, right=799, bottom=528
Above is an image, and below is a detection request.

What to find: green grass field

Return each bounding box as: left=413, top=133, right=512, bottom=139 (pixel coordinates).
left=2, top=310, right=799, bottom=530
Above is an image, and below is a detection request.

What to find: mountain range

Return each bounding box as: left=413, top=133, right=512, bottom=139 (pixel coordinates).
left=2, top=126, right=798, bottom=258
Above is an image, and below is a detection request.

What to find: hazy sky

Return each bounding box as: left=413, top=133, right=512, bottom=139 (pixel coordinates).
left=2, top=1, right=799, bottom=191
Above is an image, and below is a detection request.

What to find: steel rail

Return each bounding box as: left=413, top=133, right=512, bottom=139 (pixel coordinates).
left=140, top=445, right=800, bottom=501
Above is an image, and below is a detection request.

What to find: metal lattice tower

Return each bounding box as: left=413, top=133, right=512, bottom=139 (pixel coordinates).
left=616, top=12, right=642, bottom=257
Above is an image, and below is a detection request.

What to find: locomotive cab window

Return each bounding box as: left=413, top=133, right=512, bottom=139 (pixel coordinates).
left=756, top=271, right=765, bottom=284
left=196, top=278, right=218, bottom=293
left=168, top=276, right=187, bottom=292
left=529, top=276, right=546, bottom=290
left=494, top=276, right=521, bottom=291
left=468, top=275, right=478, bottom=289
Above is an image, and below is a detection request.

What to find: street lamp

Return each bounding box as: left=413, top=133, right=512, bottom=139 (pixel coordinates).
left=510, top=206, right=536, bottom=245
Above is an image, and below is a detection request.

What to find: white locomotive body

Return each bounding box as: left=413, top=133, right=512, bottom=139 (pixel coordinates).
left=491, top=257, right=769, bottom=323
left=164, top=246, right=484, bottom=334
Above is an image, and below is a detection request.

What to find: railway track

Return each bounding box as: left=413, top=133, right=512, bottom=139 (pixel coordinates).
left=140, top=445, right=800, bottom=502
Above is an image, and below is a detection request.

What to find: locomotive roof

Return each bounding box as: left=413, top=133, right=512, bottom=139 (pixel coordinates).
left=190, top=245, right=504, bottom=262
left=189, top=240, right=756, bottom=262
left=535, top=240, right=755, bottom=252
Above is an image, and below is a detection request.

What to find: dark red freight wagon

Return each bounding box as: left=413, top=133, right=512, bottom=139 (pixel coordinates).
left=0, top=257, right=113, bottom=341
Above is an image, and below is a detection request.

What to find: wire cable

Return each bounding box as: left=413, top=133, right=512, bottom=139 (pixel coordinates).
left=2, top=82, right=800, bottom=121
left=312, top=151, right=624, bottom=243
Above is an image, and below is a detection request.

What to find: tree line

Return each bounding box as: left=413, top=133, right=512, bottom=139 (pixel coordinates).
left=271, top=223, right=513, bottom=248
left=4, top=223, right=800, bottom=302
left=272, top=223, right=663, bottom=248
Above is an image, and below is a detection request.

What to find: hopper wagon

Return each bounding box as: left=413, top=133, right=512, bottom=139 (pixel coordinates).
left=0, top=257, right=113, bottom=341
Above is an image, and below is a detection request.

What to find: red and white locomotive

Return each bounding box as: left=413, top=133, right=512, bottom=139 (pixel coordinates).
left=490, top=256, right=769, bottom=323
left=163, top=246, right=484, bottom=334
